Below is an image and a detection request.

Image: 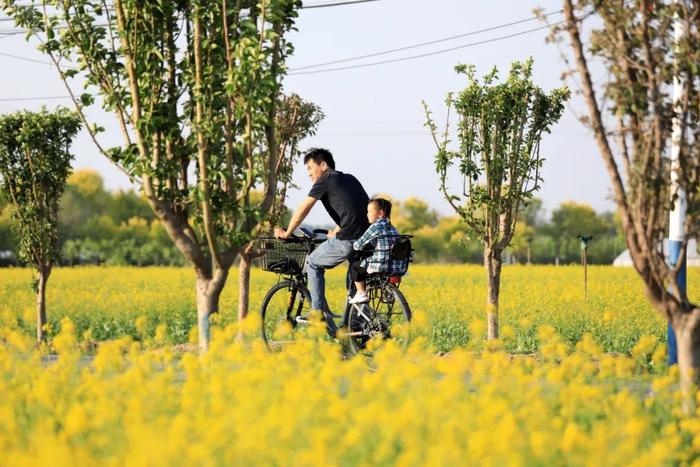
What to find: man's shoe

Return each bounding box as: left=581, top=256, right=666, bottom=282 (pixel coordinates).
left=326, top=320, right=338, bottom=339
left=296, top=309, right=326, bottom=324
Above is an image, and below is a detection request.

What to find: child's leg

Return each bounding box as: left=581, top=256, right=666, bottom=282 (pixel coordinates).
left=349, top=261, right=369, bottom=301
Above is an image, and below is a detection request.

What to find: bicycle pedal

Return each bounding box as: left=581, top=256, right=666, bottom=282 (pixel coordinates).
left=327, top=312, right=342, bottom=319
left=295, top=316, right=310, bottom=323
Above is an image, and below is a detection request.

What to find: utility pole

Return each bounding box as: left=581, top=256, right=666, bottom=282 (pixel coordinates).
left=667, top=0, right=686, bottom=366
left=578, top=235, right=593, bottom=299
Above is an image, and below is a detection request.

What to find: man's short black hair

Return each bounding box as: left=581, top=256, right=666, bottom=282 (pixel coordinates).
left=303, top=148, right=335, bottom=170
left=370, top=197, right=392, bottom=218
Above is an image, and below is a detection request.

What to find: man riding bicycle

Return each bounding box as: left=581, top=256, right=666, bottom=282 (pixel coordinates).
left=274, top=148, right=370, bottom=335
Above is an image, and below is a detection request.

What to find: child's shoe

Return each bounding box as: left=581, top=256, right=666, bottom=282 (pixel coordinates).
left=349, top=291, right=369, bottom=304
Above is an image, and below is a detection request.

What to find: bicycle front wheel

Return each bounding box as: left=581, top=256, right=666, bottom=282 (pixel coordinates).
left=346, top=282, right=412, bottom=355
left=260, top=280, right=312, bottom=352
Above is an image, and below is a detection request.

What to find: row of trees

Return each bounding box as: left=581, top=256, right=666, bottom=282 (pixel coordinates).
left=0, top=175, right=626, bottom=267
left=0, top=170, right=182, bottom=267
left=392, top=197, right=626, bottom=265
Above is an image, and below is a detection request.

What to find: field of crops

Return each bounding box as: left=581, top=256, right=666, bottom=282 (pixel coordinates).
left=2, top=265, right=693, bottom=352
left=1, top=265, right=699, bottom=464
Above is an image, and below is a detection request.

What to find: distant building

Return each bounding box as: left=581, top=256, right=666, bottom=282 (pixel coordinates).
left=613, top=238, right=700, bottom=267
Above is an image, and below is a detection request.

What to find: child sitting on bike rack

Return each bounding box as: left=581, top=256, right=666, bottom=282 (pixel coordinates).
left=348, top=197, right=403, bottom=304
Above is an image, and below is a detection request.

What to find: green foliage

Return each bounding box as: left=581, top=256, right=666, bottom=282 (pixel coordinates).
left=410, top=226, right=444, bottom=263
left=57, top=171, right=185, bottom=266
left=266, top=93, right=324, bottom=228
left=2, top=0, right=303, bottom=271
left=0, top=108, right=81, bottom=271
left=518, top=197, right=545, bottom=228
left=393, top=197, right=439, bottom=234
left=544, top=201, right=614, bottom=262
left=0, top=192, right=17, bottom=263
left=59, top=169, right=153, bottom=239
left=395, top=197, right=624, bottom=265
left=0, top=181, right=629, bottom=267
left=550, top=202, right=611, bottom=240
left=424, top=59, right=570, bottom=254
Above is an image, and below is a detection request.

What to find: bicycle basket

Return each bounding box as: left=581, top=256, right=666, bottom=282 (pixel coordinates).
left=257, top=239, right=309, bottom=274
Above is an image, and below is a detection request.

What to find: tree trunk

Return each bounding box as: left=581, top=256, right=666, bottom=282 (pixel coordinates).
left=238, top=252, right=252, bottom=323
left=484, top=249, right=502, bottom=340
left=36, top=266, right=50, bottom=342
left=195, top=269, right=229, bottom=352
left=672, top=308, right=700, bottom=411
left=527, top=245, right=531, bottom=265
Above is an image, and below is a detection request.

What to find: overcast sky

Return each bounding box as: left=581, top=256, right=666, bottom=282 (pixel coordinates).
left=0, top=0, right=615, bottom=225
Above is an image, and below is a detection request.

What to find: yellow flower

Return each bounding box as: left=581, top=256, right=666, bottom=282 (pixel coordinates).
left=154, top=324, right=167, bottom=344
left=631, top=335, right=658, bottom=361
left=468, top=318, right=486, bottom=339
left=0, top=265, right=691, bottom=465
left=135, top=315, right=148, bottom=337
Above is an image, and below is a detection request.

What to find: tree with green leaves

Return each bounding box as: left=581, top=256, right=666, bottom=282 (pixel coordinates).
left=237, top=93, right=323, bottom=322
left=0, top=108, right=81, bottom=341
left=555, top=0, right=700, bottom=398
left=424, top=59, right=569, bottom=339
left=393, top=197, right=440, bottom=234
left=3, top=0, right=302, bottom=350
left=546, top=201, right=610, bottom=263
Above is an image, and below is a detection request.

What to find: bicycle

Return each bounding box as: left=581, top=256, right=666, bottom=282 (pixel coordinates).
left=255, top=228, right=413, bottom=355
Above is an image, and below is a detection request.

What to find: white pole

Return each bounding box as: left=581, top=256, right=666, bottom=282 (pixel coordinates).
left=668, top=0, right=686, bottom=365
left=669, top=0, right=687, bottom=243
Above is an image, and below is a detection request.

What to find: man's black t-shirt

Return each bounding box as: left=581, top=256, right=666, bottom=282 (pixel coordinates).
left=308, top=170, right=370, bottom=241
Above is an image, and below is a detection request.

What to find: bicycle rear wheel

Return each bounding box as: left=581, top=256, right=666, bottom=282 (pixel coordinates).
left=346, top=282, right=411, bottom=355
left=260, top=280, right=312, bottom=352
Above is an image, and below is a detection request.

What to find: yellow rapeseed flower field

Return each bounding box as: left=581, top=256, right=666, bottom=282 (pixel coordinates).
left=1, top=265, right=696, bottom=352
left=0, top=265, right=698, bottom=465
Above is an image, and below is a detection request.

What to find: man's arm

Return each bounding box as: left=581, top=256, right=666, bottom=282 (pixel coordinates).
left=275, top=196, right=316, bottom=239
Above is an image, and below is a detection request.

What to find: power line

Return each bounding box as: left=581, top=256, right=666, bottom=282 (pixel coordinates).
left=302, top=0, right=380, bottom=8
left=0, top=51, right=48, bottom=64
left=0, top=0, right=377, bottom=24
left=291, top=9, right=564, bottom=71
left=0, top=23, right=110, bottom=33
left=0, top=10, right=589, bottom=99
left=0, top=95, right=70, bottom=102
left=0, top=20, right=572, bottom=84
left=288, top=21, right=569, bottom=75
left=0, top=9, right=577, bottom=71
